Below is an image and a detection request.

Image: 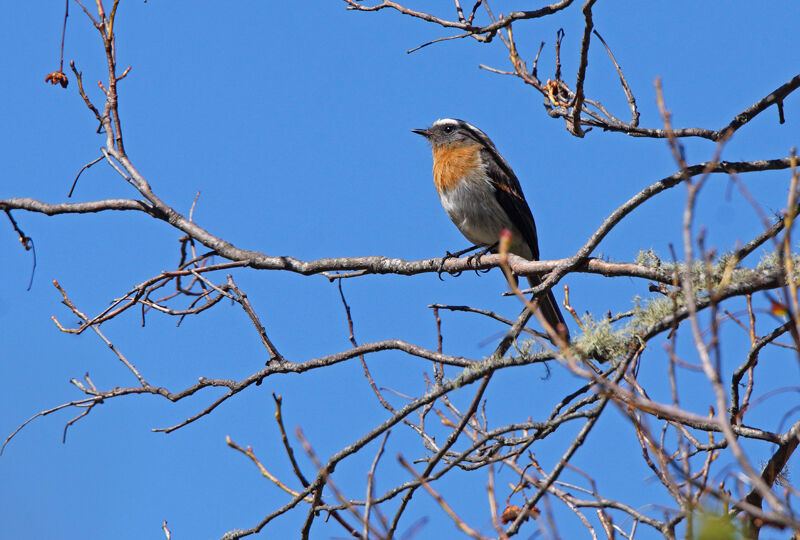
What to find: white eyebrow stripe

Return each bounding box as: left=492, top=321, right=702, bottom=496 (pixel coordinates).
left=432, top=118, right=488, bottom=138
left=432, top=118, right=461, bottom=128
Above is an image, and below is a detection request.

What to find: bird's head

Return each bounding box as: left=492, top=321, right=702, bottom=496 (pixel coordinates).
left=412, top=118, right=493, bottom=149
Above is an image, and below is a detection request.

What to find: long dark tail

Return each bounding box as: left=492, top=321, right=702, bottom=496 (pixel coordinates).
left=526, top=276, right=570, bottom=342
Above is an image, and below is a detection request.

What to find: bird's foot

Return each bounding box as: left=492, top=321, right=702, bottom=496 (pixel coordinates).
left=437, top=244, right=484, bottom=280
left=465, top=242, right=497, bottom=276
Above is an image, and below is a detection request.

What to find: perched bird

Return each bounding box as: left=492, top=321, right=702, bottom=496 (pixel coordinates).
left=412, top=118, right=569, bottom=340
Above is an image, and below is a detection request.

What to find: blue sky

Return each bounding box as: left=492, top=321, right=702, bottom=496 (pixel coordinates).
left=1, top=1, right=798, bottom=539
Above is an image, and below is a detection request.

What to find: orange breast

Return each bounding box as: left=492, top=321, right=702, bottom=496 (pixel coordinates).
left=432, top=144, right=482, bottom=193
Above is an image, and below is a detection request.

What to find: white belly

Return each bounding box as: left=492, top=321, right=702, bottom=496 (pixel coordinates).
left=439, top=175, right=533, bottom=260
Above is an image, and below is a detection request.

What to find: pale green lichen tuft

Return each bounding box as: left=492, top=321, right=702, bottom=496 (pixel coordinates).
left=571, top=313, right=633, bottom=361
left=635, top=248, right=662, bottom=268
left=634, top=248, right=775, bottom=296
left=569, top=295, right=672, bottom=362
left=694, top=511, right=742, bottom=540
left=757, top=248, right=800, bottom=276
left=757, top=249, right=781, bottom=271
left=630, top=295, right=677, bottom=330
left=521, top=248, right=793, bottom=363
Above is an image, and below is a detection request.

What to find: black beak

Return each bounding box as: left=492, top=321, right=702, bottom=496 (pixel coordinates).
left=411, top=128, right=430, bottom=138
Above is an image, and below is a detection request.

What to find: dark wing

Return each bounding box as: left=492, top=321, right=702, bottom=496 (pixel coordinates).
left=479, top=144, right=569, bottom=340
left=480, top=147, right=540, bottom=260
left=476, top=138, right=568, bottom=340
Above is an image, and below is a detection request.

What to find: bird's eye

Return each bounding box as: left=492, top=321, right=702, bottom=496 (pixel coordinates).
left=443, top=125, right=454, bottom=133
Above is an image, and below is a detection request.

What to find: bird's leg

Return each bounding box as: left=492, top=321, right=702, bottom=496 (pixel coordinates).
left=437, top=244, right=485, bottom=280
left=466, top=242, right=497, bottom=275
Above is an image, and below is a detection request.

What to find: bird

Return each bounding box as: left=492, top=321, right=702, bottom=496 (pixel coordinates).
left=412, top=118, right=569, bottom=341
